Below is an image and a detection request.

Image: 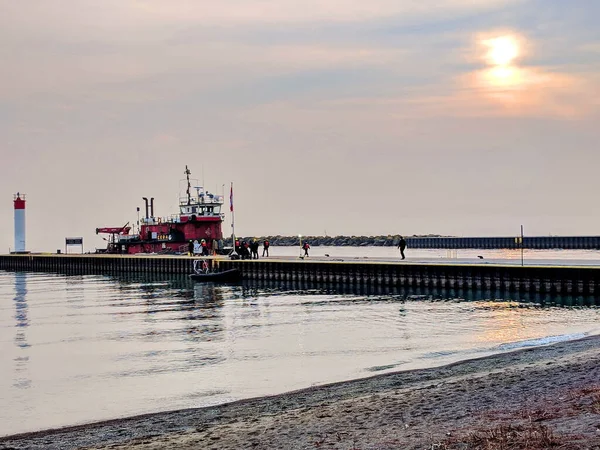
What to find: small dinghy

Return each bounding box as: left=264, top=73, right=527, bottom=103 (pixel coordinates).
left=189, top=268, right=241, bottom=282
left=189, top=260, right=241, bottom=282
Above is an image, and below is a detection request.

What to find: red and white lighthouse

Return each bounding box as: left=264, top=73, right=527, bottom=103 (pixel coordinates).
left=13, top=193, right=26, bottom=253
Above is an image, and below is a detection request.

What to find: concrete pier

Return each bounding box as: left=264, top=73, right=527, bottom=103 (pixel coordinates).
left=1, top=254, right=599, bottom=296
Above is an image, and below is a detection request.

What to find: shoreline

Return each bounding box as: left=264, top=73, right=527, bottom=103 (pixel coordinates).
left=2, top=335, right=600, bottom=449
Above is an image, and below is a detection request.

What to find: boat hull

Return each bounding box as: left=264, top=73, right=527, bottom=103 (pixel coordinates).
left=189, top=268, right=242, bottom=282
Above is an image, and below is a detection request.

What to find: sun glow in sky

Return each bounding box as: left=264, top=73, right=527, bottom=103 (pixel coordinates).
left=475, top=33, right=527, bottom=93
left=485, top=36, right=519, bottom=66
left=469, top=30, right=583, bottom=117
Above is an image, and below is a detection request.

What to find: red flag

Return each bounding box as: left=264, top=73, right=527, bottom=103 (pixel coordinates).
left=229, top=183, right=234, bottom=212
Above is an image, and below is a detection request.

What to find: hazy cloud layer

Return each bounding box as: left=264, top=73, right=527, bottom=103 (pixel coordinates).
left=0, top=0, right=598, bottom=252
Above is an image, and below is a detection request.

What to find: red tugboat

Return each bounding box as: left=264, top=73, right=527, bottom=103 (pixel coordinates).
left=96, top=166, right=225, bottom=254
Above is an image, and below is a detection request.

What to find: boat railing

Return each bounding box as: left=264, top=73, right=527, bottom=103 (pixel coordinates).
left=178, top=195, right=224, bottom=206
left=157, top=212, right=224, bottom=223
left=141, top=210, right=224, bottom=225
left=117, top=234, right=139, bottom=242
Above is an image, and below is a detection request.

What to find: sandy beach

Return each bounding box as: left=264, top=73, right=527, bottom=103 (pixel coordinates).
left=2, top=336, right=600, bottom=450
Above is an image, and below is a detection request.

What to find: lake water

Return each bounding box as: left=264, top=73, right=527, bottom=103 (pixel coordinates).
left=1, top=255, right=600, bottom=436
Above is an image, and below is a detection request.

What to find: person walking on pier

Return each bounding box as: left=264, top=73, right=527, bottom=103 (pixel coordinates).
left=398, top=236, right=407, bottom=260
left=302, top=241, right=310, bottom=257
left=263, top=239, right=270, bottom=257
left=188, top=240, right=194, bottom=257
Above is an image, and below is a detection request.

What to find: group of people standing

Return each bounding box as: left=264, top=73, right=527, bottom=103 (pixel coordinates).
left=187, top=238, right=270, bottom=258
left=186, top=236, right=405, bottom=259
left=187, top=239, right=209, bottom=256
left=234, top=239, right=270, bottom=260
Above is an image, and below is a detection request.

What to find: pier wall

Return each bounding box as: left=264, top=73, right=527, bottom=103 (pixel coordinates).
left=1, top=254, right=599, bottom=296
left=0, top=254, right=193, bottom=275
left=218, top=260, right=599, bottom=296
left=405, top=236, right=600, bottom=249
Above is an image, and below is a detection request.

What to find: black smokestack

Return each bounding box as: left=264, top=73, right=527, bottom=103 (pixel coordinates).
left=142, top=197, right=149, bottom=219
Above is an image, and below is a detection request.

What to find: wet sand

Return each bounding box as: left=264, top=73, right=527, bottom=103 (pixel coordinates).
left=2, top=336, right=600, bottom=449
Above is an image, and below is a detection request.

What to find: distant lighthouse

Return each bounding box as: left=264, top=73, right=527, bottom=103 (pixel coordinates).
left=13, top=193, right=26, bottom=253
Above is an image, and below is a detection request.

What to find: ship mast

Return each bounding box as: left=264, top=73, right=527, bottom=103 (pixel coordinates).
left=185, top=165, right=191, bottom=205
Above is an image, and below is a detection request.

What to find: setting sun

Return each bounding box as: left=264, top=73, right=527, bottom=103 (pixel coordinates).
left=470, top=33, right=534, bottom=100
left=485, top=36, right=519, bottom=66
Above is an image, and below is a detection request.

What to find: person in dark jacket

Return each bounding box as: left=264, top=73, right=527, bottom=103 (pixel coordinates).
left=397, top=236, right=407, bottom=260
left=262, top=239, right=270, bottom=257
left=302, top=241, right=310, bottom=257
left=187, top=240, right=194, bottom=257
left=250, top=239, right=259, bottom=259
left=241, top=240, right=250, bottom=260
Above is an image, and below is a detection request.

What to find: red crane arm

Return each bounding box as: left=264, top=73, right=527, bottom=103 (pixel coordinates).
left=96, top=227, right=131, bottom=235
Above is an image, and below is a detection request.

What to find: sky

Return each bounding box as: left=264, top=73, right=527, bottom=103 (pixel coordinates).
left=1, top=0, right=599, bottom=252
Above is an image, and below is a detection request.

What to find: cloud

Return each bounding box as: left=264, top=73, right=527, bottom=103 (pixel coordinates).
left=0, top=0, right=524, bottom=42
left=152, top=133, right=180, bottom=146
left=77, top=0, right=526, bottom=26
left=2, top=0, right=600, bottom=253
left=2, top=0, right=596, bottom=122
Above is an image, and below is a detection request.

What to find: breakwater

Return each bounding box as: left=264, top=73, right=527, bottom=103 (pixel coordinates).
left=234, top=235, right=600, bottom=249
left=407, top=236, right=600, bottom=250
left=1, top=254, right=599, bottom=295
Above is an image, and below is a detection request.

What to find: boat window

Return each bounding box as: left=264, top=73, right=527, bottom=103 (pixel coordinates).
left=192, top=207, right=197, bottom=213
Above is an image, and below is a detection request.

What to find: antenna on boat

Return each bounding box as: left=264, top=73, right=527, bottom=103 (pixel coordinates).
left=230, top=181, right=238, bottom=258
left=185, top=165, right=191, bottom=205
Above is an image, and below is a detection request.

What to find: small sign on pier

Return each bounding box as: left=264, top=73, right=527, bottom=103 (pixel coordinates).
left=65, top=237, right=84, bottom=254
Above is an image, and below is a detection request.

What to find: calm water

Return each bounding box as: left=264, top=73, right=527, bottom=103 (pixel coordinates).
left=1, top=267, right=600, bottom=436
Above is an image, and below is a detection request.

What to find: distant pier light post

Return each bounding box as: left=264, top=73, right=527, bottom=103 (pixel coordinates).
left=13, top=193, right=27, bottom=254
left=299, top=234, right=303, bottom=258
left=515, top=225, right=524, bottom=266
